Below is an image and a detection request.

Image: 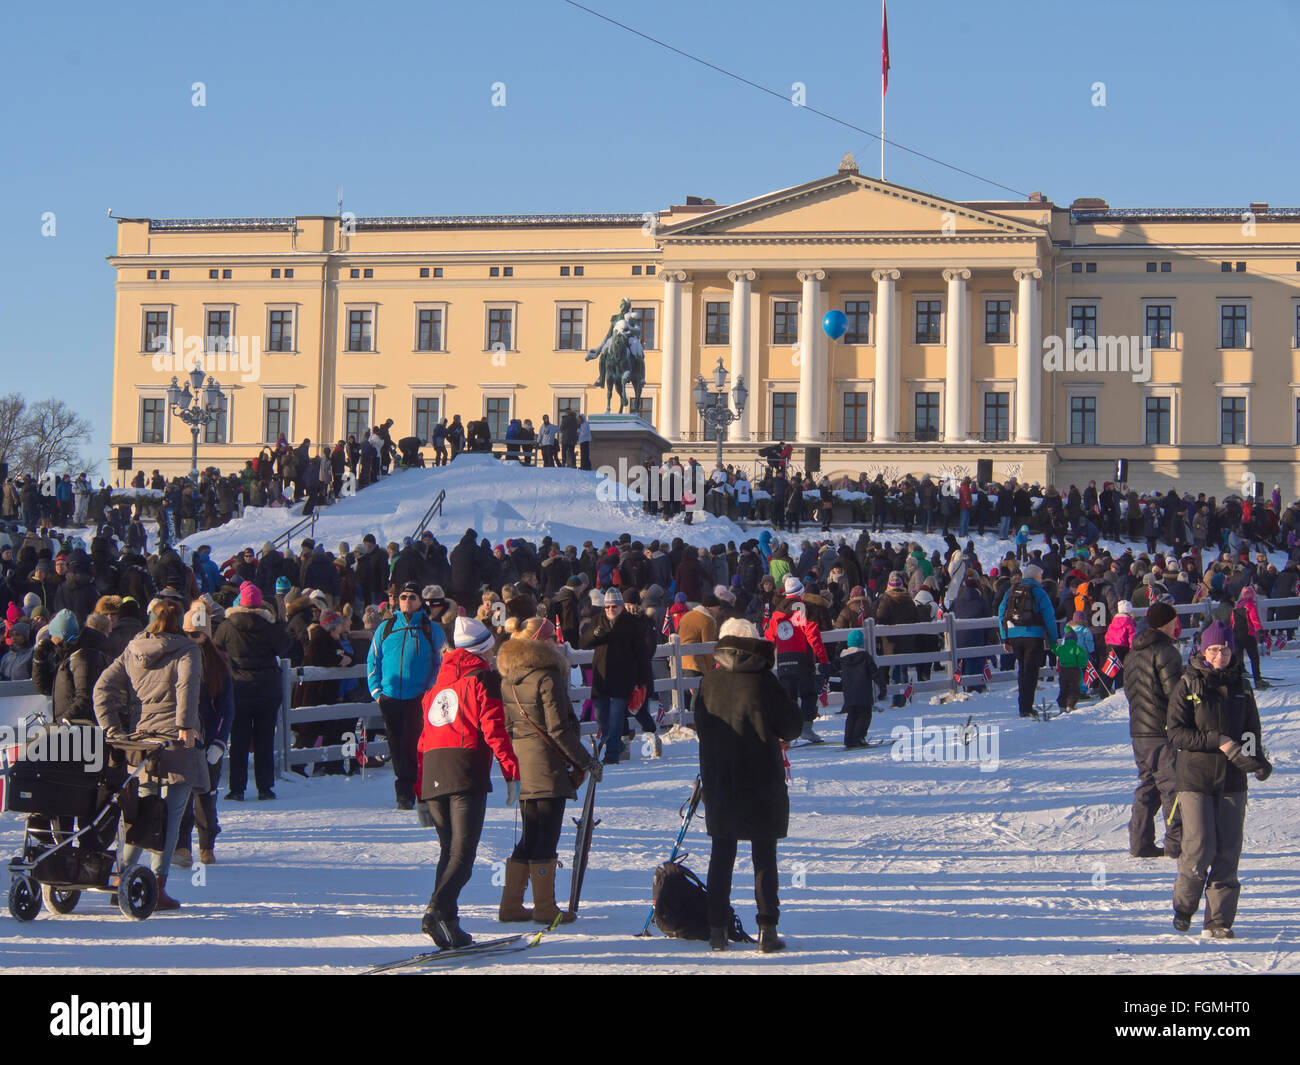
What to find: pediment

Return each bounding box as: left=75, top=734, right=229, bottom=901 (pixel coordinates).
left=660, top=173, right=1045, bottom=241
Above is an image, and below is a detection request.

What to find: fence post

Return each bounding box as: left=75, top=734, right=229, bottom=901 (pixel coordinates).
left=670, top=633, right=683, bottom=715
left=277, top=658, right=293, bottom=780
left=944, top=612, right=959, bottom=683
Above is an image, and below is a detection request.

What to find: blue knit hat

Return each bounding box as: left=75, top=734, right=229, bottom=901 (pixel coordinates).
left=48, top=609, right=78, bottom=642
left=275, top=576, right=292, bottom=594
left=846, top=629, right=865, bottom=649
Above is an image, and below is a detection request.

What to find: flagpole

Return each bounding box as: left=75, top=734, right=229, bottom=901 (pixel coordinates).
left=880, top=0, right=886, bottom=181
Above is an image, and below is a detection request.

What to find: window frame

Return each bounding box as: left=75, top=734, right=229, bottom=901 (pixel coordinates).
left=414, top=303, right=448, bottom=353
left=484, top=302, right=518, bottom=352
left=983, top=298, right=1012, bottom=345
left=344, top=303, right=377, bottom=353
left=703, top=300, right=731, bottom=346
left=1141, top=299, right=1176, bottom=350
left=265, top=305, right=297, bottom=354
left=140, top=306, right=172, bottom=354
left=771, top=298, right=799, bottom=346
left=139, top=395, right=167, bottom=444
left=555, top=302, right=587, bottom=352
left=914, top=296, right=944, bottom=346
left=1217, top=298, right=1251, bottom=350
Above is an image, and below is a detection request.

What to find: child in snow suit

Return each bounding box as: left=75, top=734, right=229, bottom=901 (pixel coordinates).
left=838, top=628, right=876, bottom=748
left=1104, top=600, right=1137, bottom=688
left=1055, top=610, right=1095, bottom=711
left=1016, top=525, right=1030, bottom=563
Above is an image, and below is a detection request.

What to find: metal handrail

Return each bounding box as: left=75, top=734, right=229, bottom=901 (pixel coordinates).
left=412, top=489, right=447, bottom=540
left=270, top=510, right=318, bottom=555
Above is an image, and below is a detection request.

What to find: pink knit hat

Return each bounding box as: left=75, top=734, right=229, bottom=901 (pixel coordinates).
left=239, top=581, right=263, bottom=608
left=4, top=602, right=21, bottom=626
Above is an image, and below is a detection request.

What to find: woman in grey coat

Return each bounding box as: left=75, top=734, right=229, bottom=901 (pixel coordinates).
left=93, top=596, right=207, bottom=910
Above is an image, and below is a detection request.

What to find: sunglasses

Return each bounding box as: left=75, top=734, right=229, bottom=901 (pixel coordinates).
left=399, top=594, right=420, bottom=602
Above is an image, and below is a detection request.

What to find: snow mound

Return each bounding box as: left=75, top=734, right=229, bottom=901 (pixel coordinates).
left=181, top=454, right=748, bottom=560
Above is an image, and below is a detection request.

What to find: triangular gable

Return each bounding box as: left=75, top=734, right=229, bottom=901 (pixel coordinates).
left=660, top=173, right=1045, bottom=240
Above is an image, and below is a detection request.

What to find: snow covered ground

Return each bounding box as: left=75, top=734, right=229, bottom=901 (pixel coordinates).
left=3, top=654, right=1296, bottom=974
left=177, top=453, right=747, bottom=561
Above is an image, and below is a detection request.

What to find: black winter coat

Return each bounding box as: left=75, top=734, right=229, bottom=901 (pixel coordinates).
left=449, top=533, right=479, bottom=601
left=838, top=646, right=876, bottom=708
left=33, top=627, right=114, bottom=724
left=53, top=571, right=98, bottom=624
left=1167, top=654, right=1266, bottom=795
left=579, top=610, right=650, bottom=699
left=693, top=636, right=803, bottom=840
left=214, top=605, right=293, bottom=689
left=1124, top=627, right=1185, bottom=738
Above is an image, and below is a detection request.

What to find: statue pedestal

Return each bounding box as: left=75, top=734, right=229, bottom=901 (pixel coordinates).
left=587, top=414, right=670, bottom=473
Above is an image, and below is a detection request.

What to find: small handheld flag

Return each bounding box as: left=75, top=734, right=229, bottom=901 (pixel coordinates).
left=902, top=682, right=914, bottom=704
left=982, top=662, right=994, bottom=684
left=952, top=664, right=963, bottom=686
left=1102, top=650, right=1121, bottom=678
left=355, top=716, right=368, bottom=768
left=1084, top=661, right=1100, bottom=688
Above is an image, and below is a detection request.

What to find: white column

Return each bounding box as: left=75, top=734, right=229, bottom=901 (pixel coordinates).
left=659, top=270, right=686, bottom=439
left=943, top=268, right=971, bottom=442
left=1014, top=267, right=1043, bottom=443
left=728, top=269, right=756, bottom=439
left=872, top=268, right=901, bottom=442
left=796, top=268, right=826, bottom=443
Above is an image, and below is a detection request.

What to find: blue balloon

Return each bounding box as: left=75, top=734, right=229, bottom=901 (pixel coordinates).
left=822, top=309, right=848, bottom=341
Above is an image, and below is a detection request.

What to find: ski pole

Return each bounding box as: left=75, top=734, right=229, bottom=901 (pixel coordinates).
left=636, top=775, right=702, bottom=936
left=1166, top=794, right=1180, bottom=827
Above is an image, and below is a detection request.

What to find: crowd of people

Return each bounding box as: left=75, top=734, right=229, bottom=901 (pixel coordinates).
left=0, top=459, right=1288, bottom=945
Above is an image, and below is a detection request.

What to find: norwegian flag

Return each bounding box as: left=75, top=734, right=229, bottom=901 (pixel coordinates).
left=355, top=716, right=369, bottom=768
left=982, top=662, right=993, bottom=684
left=902, top=682, right=914, bottom=704
left=936, top=604, right=946, bottom=620
left=1084, top=661, right=1100, bottom=688
left=952, top=664, right=963, bottom=686
left=1277, top=636, right=1288, bottom=651
left=819, top=680, right=829, bottom=707
left=1102, top=649, right=1121, bottom=678
left=1261, top=634, right=1272, bottom=655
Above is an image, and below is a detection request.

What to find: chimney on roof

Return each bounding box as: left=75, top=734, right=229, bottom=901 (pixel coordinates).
left=1249, top=202, right=1269, bottom=214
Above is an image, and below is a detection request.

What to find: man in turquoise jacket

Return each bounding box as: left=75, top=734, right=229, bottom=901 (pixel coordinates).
left=367, top=581, right=443, bottom=809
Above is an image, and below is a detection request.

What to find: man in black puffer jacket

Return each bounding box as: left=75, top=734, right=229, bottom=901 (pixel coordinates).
left=1122, top=601, right=1184, bottom=859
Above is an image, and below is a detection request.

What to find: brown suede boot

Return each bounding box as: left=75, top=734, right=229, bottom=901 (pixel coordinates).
left=529, top=859, right=576, bottom=925
left=498, top=859, right=533, bottom=922
left=156, top=875, right=181, bottom=911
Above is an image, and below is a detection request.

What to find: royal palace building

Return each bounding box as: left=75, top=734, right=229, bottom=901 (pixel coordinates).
left=109, top=156, right=1300, bottom=493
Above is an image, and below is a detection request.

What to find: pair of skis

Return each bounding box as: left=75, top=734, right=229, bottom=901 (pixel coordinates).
left=567, top=735, right=605, bottom=915
left=363, top=915, right=563, bottom=975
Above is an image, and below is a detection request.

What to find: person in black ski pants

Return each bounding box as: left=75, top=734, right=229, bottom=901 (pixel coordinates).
left=995, top=564, right=1059, bottom=718
left=691, top=618, right=803, bottom=953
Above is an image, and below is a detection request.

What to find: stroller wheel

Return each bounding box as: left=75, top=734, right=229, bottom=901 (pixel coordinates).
left=42, top=886, right=81, bottom=915
left=117, top=866, right=158, bottom=921
left=8, top=874, right=42, bottom=923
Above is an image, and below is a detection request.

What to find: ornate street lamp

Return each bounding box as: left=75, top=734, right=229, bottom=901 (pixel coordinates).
left=168, top=361, right=225, bottom=480
left=692, top=356, right=747, bottom=473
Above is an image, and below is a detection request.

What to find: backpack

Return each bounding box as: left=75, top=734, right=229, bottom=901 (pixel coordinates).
left=651, top=861, right=753, bottom=943
left=1004, top=583, right=1041, bottom=629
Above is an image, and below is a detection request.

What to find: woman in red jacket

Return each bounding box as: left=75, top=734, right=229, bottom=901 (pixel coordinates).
left=417, top=616, right=520, bottom=949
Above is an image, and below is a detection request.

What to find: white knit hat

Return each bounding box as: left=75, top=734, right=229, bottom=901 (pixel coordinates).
left=453, top=616, right=494, bottom=655
left=783, top=575, right=804, bottom=596
left=719, top=618, right=760, bottom=641
left=1117, top=600, right=1133, bottom=615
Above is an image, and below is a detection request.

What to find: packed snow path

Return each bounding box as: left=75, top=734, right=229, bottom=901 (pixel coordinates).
left=3, top=656, right=1296, bottom=974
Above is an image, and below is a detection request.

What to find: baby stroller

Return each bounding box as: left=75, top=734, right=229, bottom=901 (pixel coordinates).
left=3, top=719, right=170, bottom=922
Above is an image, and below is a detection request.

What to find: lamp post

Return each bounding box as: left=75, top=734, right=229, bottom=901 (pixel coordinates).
left=167, top=363, right=225, bottom=481
left=692, top=356, right=747, bottom=473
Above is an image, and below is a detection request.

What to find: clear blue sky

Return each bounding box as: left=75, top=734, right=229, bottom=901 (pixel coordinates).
left=2, top=0, right=1296, bottom=476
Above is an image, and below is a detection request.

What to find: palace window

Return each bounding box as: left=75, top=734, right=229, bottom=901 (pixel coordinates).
left=1069, top=396, right=1097, bottom=445
left=984, top=300, right=1010, bottom=344
left=485, top=397, right=511, bottom=440
left=983, top=392, right=1010, bottom=442
left=1144, top=304, right=1173, bottom=349
left=203, top=392, right=228, bottom=444
left=417, top=308, right=444, bottom=351
left=265, top=397, right=290, bottom=443
left=914, top=392, right=940, bottom=441
left=140, top=398, right=165, bottom=444
left=771, top=392, right=797, bottom=440
left=415, top=397, right=440, bottom=441
left=1220, top=397, right=1246, bottom=445
left=843, top=393, right=870, bottom=442
left=143, top=310, right=170, bottom=352
left=267, top=309, right=294, bottom=352
left=915, top=300, right=942, bottom=344
left=1145, top=396, right=1171, bottom=445
left=487, top=307, right=513, bottom=349
left=843, top=301, right=870, bottom=344
left=558, top=307, right=584, bottom=350
left=345, top=398, right=370, bottom=439
left=1220, top=304, right=1248, bottom=348
left=705, top=302, right=730, bottom=345
left=772, top=302, right=798, bottom=345
left=347, top=309, right=373, bottom=352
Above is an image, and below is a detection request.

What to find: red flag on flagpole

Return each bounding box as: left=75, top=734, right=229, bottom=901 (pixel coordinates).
left=882, top=1, right=891, bottom=97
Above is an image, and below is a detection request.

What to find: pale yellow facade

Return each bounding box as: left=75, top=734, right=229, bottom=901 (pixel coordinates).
left=109, top=160, right=1300, bottom=494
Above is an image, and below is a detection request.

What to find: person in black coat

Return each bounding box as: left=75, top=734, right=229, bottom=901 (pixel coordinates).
left=449, top=529, right=480, bottom=604
left=355, top=535, right=390, bottom=606
left=1165, top=619, right=1272, bottom=936
left=1122, top=602, right=1185, bottom=858
left=213, top=582, right=293, bottom=800
left=579, top=590, right=651, bottom=764
left=691, top=620, right=803, bottom=952
left=838, top=628, right=876, bottom=747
